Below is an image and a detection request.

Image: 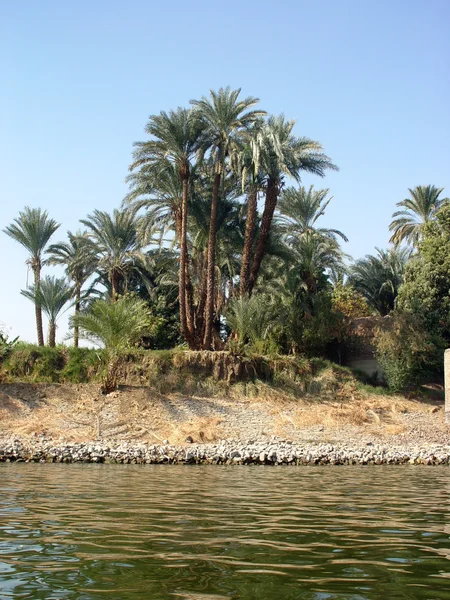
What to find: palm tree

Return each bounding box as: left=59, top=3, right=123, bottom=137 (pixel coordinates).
left=349, top=247, right=410, bottom=315
left=125, top=162, right=183, bottom=245
left=80, top=209, right=148, bottom=301
left=227, top=293, right=275, bottom=348
left=278, top=185, right=348, bottom=243
left=21, top=276, right=72, bottom=347
left=47, top=231, right=97, bottom=347
left=389, top=185, right=449, bottom=247
left=4, top=207, right=60, bottom=346
left=128, top=108, right=204, bottom=346
left=74, top=295, right=154, bottom=393
left=247, top=115, right=337, bottom=295
left=237, top=122, right=266, bottom=296
left=191, top=87, right=266, bottom=349
left=288, top=231, right=345, bottom=296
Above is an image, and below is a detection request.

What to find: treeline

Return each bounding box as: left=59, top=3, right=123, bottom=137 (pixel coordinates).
left=2, top=88, right=449, bottom=393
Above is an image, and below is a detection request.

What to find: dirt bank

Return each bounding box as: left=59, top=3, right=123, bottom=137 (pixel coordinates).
left=0, top=381, right=448, bottom=449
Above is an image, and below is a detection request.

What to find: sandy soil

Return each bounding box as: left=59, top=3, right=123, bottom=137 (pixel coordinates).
left=0, top=382, right=448, bottom=448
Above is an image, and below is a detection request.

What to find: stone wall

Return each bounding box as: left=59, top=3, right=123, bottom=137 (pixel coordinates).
left=345, top=315, right=392, bottom=381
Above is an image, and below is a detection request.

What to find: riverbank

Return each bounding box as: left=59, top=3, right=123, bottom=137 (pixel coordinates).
left=0, top=377, right=448, bottom=464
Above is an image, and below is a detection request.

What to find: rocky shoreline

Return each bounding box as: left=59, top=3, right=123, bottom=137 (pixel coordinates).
left=1, top=437, right=450, bottom=465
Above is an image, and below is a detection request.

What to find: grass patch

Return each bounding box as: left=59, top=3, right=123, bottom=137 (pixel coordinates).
left=2, top=346, right=440, bottom=407
left=60, top=348, right=102, bottom=383
left=2, top=343, right=102, bottom=384
left=356, top=382, right=395, bottom=396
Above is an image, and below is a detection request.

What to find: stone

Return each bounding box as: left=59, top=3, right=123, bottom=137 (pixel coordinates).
left=445, top=349, right=450, bottom=424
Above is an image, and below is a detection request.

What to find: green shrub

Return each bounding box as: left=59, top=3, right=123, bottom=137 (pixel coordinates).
left=4, top=343, right=103, bottom=383
left=34, top=347, right=66, bottom=381
left=374, top=312, right=444, bottom=392
left=0, top=329, right=19, bottom=362
left=5, top=344, right=65, bottom=381
left=74, top=294, right=160, bottom=393
left=61, top=347, right=102, bottom=383
left=6, top=343, right=42, bottom=378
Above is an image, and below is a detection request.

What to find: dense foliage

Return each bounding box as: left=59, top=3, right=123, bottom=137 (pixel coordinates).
left=3, top=87, right=449, bottom=392
left=0, top=329, right=19, bottom=362
left=73, top=294, right=160, bottom=393
left=397, top=204, right=450, bottom=340
left=373, top=312, right=444, bottom=392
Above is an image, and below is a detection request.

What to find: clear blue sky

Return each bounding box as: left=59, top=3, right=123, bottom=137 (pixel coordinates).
left=1, top=0, right=449, bottom=343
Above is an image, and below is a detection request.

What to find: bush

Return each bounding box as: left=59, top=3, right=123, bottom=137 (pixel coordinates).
left=226, top=294, right=278, bottom=353
left=0, top=329, right=19, bottom=362
left=3, top=343, right=102, bottom=383
left=5, top=344, right=64, bottom=381
left=373, top=312, right=444, bottom=392
left=74, top=294, right=160, bottom=393
left=60, top=347, right=102, bottom=383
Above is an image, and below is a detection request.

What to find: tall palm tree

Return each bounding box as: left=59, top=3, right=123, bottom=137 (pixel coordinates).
left=278, top=185, right=348, bottom=243
left=4, top=207, right=60, bottom=346
left=80, top=209, right=148, bottom=301
left=47, top=231, right=97, bottom=347
left=349, top=247, right=410, bottom=315
left=157, top=175, right=243, bottom=347
left=125, top=162, right=183, bottom=244
left=237, top=122, right=266, bottom=296
left=247, top=115, right=337, bottom=295
left=191, top=87, right=266, bottom=349
left=389, top=185, right=449, bottom=247
left=128, top=108, right=204, bottom=346
left=21, top=276, right=72, bottom=347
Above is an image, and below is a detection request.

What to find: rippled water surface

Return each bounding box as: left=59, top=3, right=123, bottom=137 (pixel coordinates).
left=1, top=465, right=450, bottom=599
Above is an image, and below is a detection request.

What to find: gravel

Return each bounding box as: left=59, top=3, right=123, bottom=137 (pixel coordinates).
left=1, top=435, right=450, bottom=466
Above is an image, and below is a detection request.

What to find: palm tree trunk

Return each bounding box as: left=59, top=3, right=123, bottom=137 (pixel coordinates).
left=239, top=186, right=258, bottom=296
left=179, top=177, right=194, bottom=347
left=192, top=255, right=208, bottom=349
left=185, top=264, right=195, bottom=342
left=33, top=266, right=45, bottom=346
left=248, top=178, right=279, bottom=295
left=102, top=352, right=122, bottom=394
left=111, top=270, right=121, bottom=301
left=175, top=205, right=196, bottom=348
left=48, top=321, right=56, bottom=347
left=203, top=171, right=221, bottom=349
left=74, top=286, right=81, bottom=348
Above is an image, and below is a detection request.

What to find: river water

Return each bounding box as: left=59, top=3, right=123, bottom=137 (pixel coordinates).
left=1, top=465, right=450, bottom=599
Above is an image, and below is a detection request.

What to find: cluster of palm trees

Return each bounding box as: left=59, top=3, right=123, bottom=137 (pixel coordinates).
left=3, top=86, right=448, bottom=355
left=125, top=89, right=337, bottom=350
left=3, top=207, right=153, bottom=347
left=349, top=185, right=449, bottom=317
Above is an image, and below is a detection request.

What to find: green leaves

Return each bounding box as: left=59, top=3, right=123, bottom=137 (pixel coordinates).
left=227, top=294, right=276, bottom=348
left=389, top=185, right=449, bottom=247
left=81, top=208, right=150, bottom=299
left=47, top=231, right=96, bottom=287
left=21, top=276, right=73, bottom=323
left=278, top=186, right=348, bottom=243
left=4, top=207, right=60, bottom=264
left=73, top=294, right=158, bottom=353
left=397, top=203, right=450, bottom=339
left=0, top=329, right=19, bottom=361
left=350, top=247, right=410, bottom=315
left=374, top=312, right=444, bottom=392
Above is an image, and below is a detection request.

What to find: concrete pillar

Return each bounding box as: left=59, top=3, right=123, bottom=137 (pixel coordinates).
left=445, top=349, right=450, bottom=424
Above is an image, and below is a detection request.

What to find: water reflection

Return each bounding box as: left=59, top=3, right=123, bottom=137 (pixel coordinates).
left=0, top=465, right=449, bottom=599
